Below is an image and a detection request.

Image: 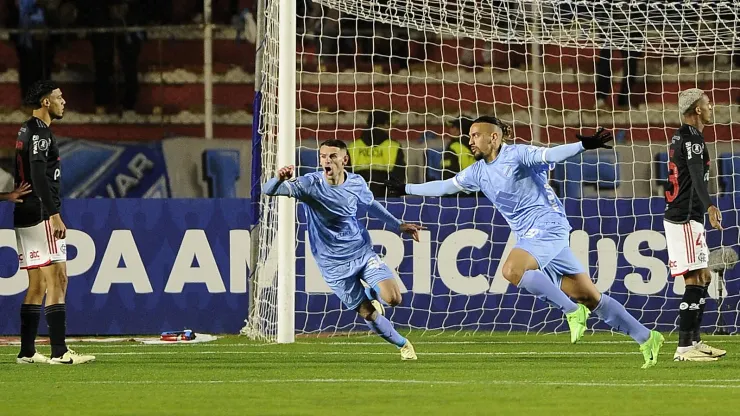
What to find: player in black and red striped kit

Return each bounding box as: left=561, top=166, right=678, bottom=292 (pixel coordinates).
left=663, top=88, right=724, bottom=362
left=13, top=80, right=95, bottom=365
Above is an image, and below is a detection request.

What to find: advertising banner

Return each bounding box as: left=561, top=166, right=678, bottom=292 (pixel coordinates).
left=0, top=196, right=737, bottom=335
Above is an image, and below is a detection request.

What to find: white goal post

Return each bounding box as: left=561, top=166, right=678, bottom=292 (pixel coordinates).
left=244, top=0, right=740, bottom=342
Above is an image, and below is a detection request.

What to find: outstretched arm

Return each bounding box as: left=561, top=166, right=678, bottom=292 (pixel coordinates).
left=367, top=200, right=402, bottom=230
left=407, top=179, right=461, bottom=196
left=263, top=165, right=307, bottom=198
left=542, top=142, right=586, bottom=163
left=518, top=127, right=614, bottom=167
left=359, top=182, right=424, bottom=241
left=263, top=177, right=292, bottom=197
left=385, top=176, right=461, bottom=197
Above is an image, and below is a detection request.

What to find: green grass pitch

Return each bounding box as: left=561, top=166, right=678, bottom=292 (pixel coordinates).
left=3, top=332, right=740, bottom=415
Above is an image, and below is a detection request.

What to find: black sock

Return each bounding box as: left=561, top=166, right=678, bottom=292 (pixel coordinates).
left=693, top=285, right=709, bottom=343
left=18, top=304, right=41, bottom=358
left=45, top=304, right=68, bottom=358
left=679, top=285, right=704, bottom=347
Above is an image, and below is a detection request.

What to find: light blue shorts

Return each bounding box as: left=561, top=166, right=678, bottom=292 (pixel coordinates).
left=515, top=223, right=585, bottom=287
left=320, top=249, right=394, bottom=310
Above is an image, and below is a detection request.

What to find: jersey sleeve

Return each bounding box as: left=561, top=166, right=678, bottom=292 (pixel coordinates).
left=29, top=131, right=52, bottom=162
left=681, top=130, right=713, bottom=211
left=264, top=174, right=313, bottom=200
left=515, top=143, right=582, bottom=168
left=514, top=144, right=548, bottom=167
left=452, top=164, right=480, bottom=193
left=356, top=178, right=375, bottom=206
left=286, top=175, right=314, bottom=199
left=28, top=131, right=58, bottom=215
left=681, top=130, right=706, bottom=166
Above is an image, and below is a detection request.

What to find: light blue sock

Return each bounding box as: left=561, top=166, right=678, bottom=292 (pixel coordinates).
left=365, top=313, right=406, bottom=348
left=364, top=284, right=383, bottom=304
left=593, top=294, right=651, bottom=344
left=518, top=270, right=578, bottom=314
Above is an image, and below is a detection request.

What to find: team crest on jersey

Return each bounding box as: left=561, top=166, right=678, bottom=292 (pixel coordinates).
left=32, top=135, right=49, bottom=154
left=692, top=143, right=703, bottom=155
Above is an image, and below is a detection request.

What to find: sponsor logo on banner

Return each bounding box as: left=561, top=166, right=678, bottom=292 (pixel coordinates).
left=59, top=140, right=171, bottom=198
left=0, top=197, right=735, bottom=335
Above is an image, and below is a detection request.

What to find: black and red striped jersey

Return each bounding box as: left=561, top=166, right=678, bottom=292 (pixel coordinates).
left=664, top=124, right=711, bottom=224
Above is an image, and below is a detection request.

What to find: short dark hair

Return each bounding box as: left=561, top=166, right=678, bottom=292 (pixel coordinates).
left=472, top=115, right=512, bottom=139
left=319, top=139, right=347, bottom=151
left=24, top=80, right=59, bottom=108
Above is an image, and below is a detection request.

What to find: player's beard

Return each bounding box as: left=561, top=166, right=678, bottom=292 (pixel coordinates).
left=473, top=150, right=485, bottom=161
left=51, top=110, right=64, bottom=120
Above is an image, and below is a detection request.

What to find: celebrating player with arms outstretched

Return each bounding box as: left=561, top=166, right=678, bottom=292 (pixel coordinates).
left=14, top=80, right=95, bottom=365
left=664, top=89, right=725, bottom=362
left=265, top=139, right=422, bottom=360
left=386, top=116, right=664, bottom=368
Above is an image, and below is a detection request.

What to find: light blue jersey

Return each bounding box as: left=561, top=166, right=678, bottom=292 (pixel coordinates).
left=265, top=171, right=400, bottom=309
left=281, top=171, right=377, bottom=267
left=452, top=143, right=570, bottom=238
left=406, top=142, right=587, bottom=283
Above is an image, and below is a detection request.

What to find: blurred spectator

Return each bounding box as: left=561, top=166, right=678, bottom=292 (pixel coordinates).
left=141, top=0, right=171, bottom=24
left=347, top=110, right=406, bottom=196
left=593, top=2, right=645, bottom=110
left=313, top=6, right=359, bottom=71
left=441, top=117, right=475, bottom=180
left=193, top=0, right=240, bottom=24
left=7, top=0, right=72, bottom=102
left=595, top=47, right=642, bottom=110
left=78, top=0, right=143, bottom=114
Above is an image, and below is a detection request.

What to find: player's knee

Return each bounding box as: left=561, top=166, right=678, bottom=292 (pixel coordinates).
left=684, top=270, right=702, bottom=286
left=502, top=263, right=524, bottom=285
left=386, top=292, right=402, bottom=307
left=356, top=301, right=376, bottom=320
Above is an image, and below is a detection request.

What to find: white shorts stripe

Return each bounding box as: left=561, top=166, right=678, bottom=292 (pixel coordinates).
left=15, top=221, right=66, bottom=269
left=665, top=220, right=708, bottom=277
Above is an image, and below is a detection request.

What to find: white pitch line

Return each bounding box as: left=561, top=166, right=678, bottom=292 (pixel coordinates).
left=1, top=341, right=639, bottom=349
left=0, top=350, right=647, bottom=357
left=0, top=339, right=737, bottom=349
left=0, top=378, right=464, bottom=386
left=0, top=378, right=739, bottom=389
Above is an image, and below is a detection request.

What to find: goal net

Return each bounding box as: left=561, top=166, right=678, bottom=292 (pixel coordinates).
left=244, top=0, right=740, bottom=341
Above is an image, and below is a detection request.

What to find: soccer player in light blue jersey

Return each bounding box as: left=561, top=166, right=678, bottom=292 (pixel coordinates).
left=386, top=116, right=664, bottom=368
left=264, top=139, right=422, bottom=360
